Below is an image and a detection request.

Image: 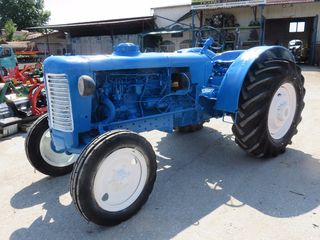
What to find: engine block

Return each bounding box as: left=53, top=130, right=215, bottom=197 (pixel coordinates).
left=91, top=68, right=199, bottom=133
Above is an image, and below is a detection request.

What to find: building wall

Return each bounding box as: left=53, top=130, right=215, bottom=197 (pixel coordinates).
left=265, top=2, right=320, bottom=65
left=32, top=32, right=67, bottom=55
left=203, top=6, right=260, bottom=48
left=153, top=5, right=199, bottom=28
left=264, top=2, right=320, bottom=42
left=203, top=6, right=255, bottom=27
left=153, top=2, right=320, bottom=62
left=198, top=2, right=320, bottom=41
left=201, top=2, right=320, bottom=63
left=153, top=5, right=199, bottom=51
left=160, top=32, right=193, bottom=51
left=71, top=34, right=139, bottom=55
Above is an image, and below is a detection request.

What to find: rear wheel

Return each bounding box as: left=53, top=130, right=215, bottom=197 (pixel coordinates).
left=232, top=59, right=305, bottom=157
left=70, top=130, right=157, bottom=226
left=25, top=114, right=78, bottom=176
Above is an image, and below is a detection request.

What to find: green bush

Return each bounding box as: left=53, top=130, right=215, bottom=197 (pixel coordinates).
left=4, top=19, right=17, bottom=41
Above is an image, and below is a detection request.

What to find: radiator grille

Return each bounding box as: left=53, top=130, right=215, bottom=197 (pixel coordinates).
left=46, top=74, right=74, bottom=132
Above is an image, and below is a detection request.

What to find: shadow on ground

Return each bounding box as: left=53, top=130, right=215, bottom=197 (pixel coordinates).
left=10, top=126, right=320, bottom=240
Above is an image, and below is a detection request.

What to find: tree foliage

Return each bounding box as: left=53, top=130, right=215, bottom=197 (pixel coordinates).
left=4, top=19, right=17, bottom=41
left=0, top=0, right=50, bottom=30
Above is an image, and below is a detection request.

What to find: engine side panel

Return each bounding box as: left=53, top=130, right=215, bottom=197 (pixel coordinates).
left=44, top=52, right=212, bottom=152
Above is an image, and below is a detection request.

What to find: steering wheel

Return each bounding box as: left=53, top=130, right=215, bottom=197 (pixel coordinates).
left=196, top=26, right=225, bottom=52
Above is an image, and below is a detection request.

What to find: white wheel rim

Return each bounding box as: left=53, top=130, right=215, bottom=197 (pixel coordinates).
left=39, top=129, right=78, bottom=167
left=93, top=148, right=148, bottom=212
left=268, top=82, right=297, bottom=140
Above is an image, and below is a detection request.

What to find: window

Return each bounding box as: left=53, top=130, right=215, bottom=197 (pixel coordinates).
left=171, top=25, right=184, bottom=38
left=160, top=40, right=175, bottom=52
left=289, top=22, right=305, bottom=33
left=179, top=40, right=192, bottom=49
left=0, top=48, right=12, bottom=58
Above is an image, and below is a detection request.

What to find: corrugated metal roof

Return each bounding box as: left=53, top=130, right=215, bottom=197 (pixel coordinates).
left=28, top=16, right=154, bottom=30
left=27, top=16, right=155, bottom=38
left=5, top=41, right=30, bottom=50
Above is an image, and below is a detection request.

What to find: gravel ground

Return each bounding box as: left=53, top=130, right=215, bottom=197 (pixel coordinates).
left=1, top=66, right=320, bottom=240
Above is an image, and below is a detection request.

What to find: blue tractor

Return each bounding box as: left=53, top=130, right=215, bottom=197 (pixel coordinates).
left=0, top=45, right=18, bottom=75
left=25, top=37, right=305, bottom=226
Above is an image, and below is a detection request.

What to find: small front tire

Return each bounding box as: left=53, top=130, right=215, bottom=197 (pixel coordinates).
left=25, top=114, right=78, bottom=176
left=70, top=130, right=157, bottom=226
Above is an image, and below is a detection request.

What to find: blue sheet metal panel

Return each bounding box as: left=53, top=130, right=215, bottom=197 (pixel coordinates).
left=44, top=51, right=210, bottom=152
left=44, top=56, right=93, bottom=151
left=108, top=114, right=173, bottom=133
left=168, top=52, right=210, bottom=87
left=88, top=52, right=209, bottom=72
left=49, top=52, right=209, bottom=73
left=214, top=46, right=295, bottom=113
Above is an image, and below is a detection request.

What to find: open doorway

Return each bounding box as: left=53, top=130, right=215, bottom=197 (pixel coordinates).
left=265, top=17, right=316, bottom=64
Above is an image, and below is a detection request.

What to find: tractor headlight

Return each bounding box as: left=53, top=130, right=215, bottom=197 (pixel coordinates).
left=78, top=75, right=96, bottom=96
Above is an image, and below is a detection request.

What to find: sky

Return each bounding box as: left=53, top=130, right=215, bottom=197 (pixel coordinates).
left=44, top=0, right=191, bottom=25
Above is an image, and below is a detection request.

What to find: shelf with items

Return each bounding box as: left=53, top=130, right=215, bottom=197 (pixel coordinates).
left=203, top=12, right=262, bottom=50
left=222, top=26, right=261, bottom=50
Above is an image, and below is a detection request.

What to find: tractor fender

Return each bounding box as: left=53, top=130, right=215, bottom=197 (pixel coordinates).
left=214, top=46, right=295, bottom=113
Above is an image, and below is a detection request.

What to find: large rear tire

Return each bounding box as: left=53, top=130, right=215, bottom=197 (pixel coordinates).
left=232, top=59, right=305, bottom=158
left=70, top=130, right=157, bottom=226
left=25, top=114, right=78, bottom=176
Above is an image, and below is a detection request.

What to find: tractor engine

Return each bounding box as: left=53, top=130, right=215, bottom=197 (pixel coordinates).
left=92, top=68, right=195, bottom=125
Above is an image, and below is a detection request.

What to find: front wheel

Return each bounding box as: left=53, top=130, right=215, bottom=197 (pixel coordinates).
left=25, top=114, right=78, bottom=176
left=70, top=130, right=157, bottom=226
left=232, top=59, right=305, bottom=158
